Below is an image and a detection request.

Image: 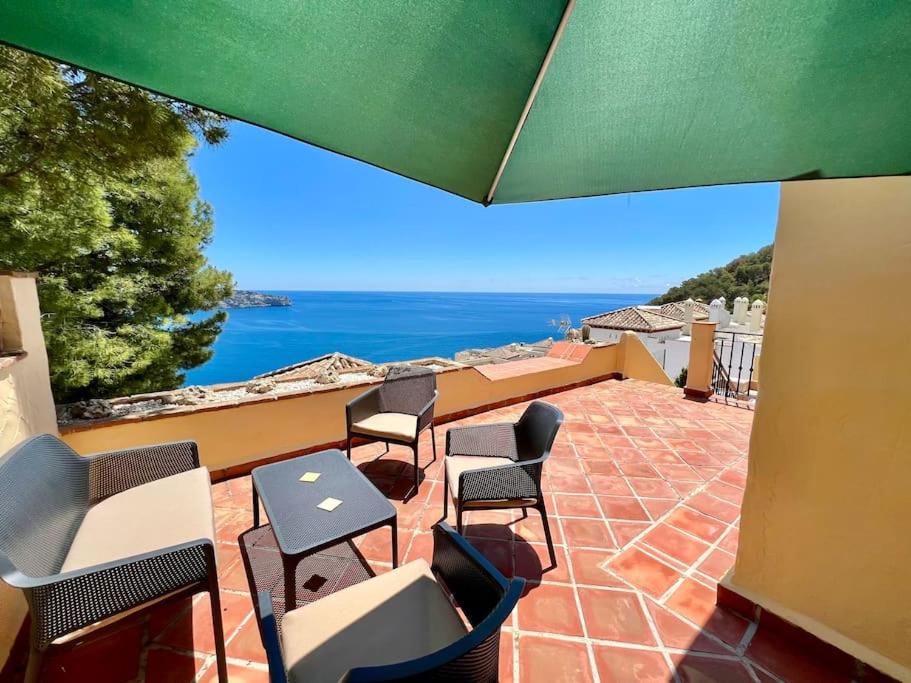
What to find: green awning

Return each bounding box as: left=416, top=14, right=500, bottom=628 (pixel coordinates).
left=2, top=1, right=908, bottom=205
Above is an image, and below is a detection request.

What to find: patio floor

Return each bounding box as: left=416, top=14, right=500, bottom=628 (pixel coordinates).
left=36, top=378, right=847, bottom=682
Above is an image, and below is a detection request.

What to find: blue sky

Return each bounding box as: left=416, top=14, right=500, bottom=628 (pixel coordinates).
left=191, top=122, right=779, bottom=294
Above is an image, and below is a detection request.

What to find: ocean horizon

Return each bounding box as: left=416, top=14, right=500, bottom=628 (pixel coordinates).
left=184, top=290, right=655, bottom=386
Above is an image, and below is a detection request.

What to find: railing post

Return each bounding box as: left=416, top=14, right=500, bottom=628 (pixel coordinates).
left=684, top=321, right=717, bottom=399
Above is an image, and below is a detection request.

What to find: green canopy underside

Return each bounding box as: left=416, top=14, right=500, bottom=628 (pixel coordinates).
left=2, top=1, right=909, bottom=205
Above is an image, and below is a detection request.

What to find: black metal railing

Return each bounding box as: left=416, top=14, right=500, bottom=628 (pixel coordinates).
left=711, top=331, right=762, bottom=407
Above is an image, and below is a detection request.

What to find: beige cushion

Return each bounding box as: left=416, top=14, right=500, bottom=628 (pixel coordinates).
left=281, top=559, right=467, bottom=683
left=351, top=412, right=418, bottom=441
left=445, top=455, right=538, bottom=508
left=62, top=467, right=215, bottom=572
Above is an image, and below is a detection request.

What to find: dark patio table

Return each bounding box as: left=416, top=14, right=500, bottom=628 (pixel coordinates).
left=251, top=449, right=397, bottom=610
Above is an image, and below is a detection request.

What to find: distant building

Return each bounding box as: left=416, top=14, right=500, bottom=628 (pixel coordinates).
left=656, top=300, right=711, bottom=322
left=582, top=306, right=684, bottom=343
left=582, top=298, right=764, bottom=381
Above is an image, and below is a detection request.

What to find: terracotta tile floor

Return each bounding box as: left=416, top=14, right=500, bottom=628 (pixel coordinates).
left=37, top=379, right=846, bottom=682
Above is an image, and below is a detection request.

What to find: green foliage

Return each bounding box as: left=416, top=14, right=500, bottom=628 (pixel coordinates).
left=650, top=244, right=773, bottom=306
left=0, top=47, right=233, bottom=401
left=674, top=367, right=688, bottom=389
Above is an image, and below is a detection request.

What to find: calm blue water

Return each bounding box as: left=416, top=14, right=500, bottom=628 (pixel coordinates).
left=184, top=291, right=654, bottom=386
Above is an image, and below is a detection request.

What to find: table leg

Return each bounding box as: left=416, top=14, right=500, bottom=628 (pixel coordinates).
left=391, top=522, right=398, bottom=568
left=252, top=483, right=259, bottom=528
left=284, top=555, right=298, bottom=613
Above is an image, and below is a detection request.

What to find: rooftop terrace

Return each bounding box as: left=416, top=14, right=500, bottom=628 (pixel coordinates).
left=35, top=379, right=850, bottom=682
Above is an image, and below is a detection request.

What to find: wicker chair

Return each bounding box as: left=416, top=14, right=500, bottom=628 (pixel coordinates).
left=346, top=365, right=438, bottom=498
left=443, top=401, right=563, bottom=567
left=256, top=522, right=522, bottom=682
left=0, top=434, right=226, bottom=683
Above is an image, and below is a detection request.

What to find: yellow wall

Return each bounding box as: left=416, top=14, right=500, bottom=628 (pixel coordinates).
left=617, top=332, right=673, bottom=385
left=63, top=344, right=622, bottom=471
left=0, top=274, right=58, bottom=668
left=0, top=276, right=58, bottom=452
left=727, top=176, right=911, bottom=680
left=684, top=321, right=717, bottom=396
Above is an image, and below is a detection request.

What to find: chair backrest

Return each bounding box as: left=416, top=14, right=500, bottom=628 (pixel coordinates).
left=0, top=434, right=90, bottom=579
left=378, top=365, right=436, bottom=416
left=515, top=400, right=564, bottom=462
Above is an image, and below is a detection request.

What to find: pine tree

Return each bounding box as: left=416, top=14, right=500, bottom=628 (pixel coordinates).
left=0, top=46, right=234, bottom=401
left=649, top=244, right=773, bottom=305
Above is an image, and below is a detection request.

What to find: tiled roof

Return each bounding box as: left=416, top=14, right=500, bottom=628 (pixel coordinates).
left=256, top=352, right=372, bottom=380
left=582, top=306, right=684, bottom=333
left=658, top=300, right=711, bottom=321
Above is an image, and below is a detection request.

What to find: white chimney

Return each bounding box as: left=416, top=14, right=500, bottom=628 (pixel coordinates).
left=709, top=299, right=722, bottom=323
left=683, top=298, right=695, bottom=335
left=749, top=299, right=765, bottom=332
left=733, top=296, right=748, bottom=324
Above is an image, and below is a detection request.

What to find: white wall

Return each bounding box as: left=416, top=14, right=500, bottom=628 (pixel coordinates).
left=589, top=327, right=684, bottom=379
left=589, top=328, right=681, bottom=344
left=663, top=337, right=691, bottom=382
left=591, top=327, right=685, bottom=379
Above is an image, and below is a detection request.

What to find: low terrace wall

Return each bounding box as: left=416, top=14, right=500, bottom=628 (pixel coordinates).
left=61, top=335, right=670, bottom=478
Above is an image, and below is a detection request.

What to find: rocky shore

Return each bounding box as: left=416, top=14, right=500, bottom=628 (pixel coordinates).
left=221, top=290, right=291, bottom=308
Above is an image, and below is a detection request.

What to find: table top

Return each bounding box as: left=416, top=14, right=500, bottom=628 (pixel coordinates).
left=252, top=449, right=396, bottom=556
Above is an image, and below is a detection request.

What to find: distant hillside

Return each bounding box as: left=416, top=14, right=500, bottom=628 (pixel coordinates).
left=221, top=290, right=292, bottom=308
left=650, top=244, right=773, bottom=305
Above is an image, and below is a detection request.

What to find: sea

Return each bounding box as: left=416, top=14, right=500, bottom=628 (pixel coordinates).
left=183, top=291, right=655, bottom=386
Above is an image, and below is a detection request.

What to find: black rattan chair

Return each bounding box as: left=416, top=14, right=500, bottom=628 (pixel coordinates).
left=256, top=522, right=522, bottom=682
left=0, top=434, right=227, bottom=682
left=443, top=401, right=563, bottom=567
left=346, top=365, right=438, bottom=498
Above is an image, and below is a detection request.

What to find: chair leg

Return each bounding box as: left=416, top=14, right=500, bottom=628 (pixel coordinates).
left=23, top=639, right=43, bottom=683
left=537, top=501, right=557, bottom=568
left=521, top=507, right=529, bottom=520
left=383, top=441, right=389, bottom=455
left=208, top=567, right=228, bottom=683
left=456, top=502, right=464, bottom=535
left=411, top=443, right=420, bottom=499
left=442, top=464, right=449, bottom=518
left=209, top=579, right=228, bottom=683
left=346, top=432, right=352, bottom=460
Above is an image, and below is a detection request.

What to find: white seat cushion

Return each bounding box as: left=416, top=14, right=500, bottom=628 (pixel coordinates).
left=351, top=412, right=418, bottom=441
left=445, top=455, right=538, bottom=508
left=281, top=559, right=467, bottom=683
left=62, top=467, right=215, bottom=572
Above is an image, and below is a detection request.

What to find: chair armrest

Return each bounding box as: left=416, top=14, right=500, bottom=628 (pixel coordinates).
left=85, top=440, right=201, bottom=503
left=13, top=538, right=213, bottom=648
left=416, top=390, right=438, bottom=432
left=256, top=591, right=289, bottom=683
left=457, top=456, right=545, bottom=505
left=345, top=386, right=381, bottom=428
left=446, top=423, right=518, bottom=458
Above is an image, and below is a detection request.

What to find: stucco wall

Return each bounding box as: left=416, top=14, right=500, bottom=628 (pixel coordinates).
left=663, top=336, right=690, bottom=381
left=0, top=276, right=58, bottom=452
left=616, top=331, right=673, bottom=386
left=683, top=322, right=716, bottom=396
left=726, top=177, right=911, bottom=680
left=0, top=274, right=58, bottom=669
left=590, top=327, right=682, bottom=373
left=62, top=343, right=623, bottom=472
